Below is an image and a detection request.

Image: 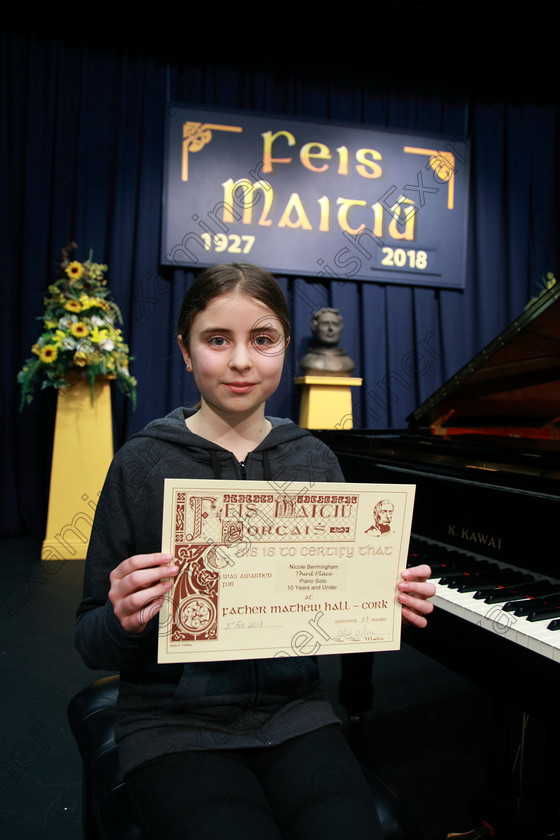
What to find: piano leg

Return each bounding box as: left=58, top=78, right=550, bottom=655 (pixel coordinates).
left=470, top=703, right=560, bottom=838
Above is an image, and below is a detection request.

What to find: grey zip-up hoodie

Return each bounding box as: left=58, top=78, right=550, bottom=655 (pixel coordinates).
left=75, top=408, right=344, bottom=774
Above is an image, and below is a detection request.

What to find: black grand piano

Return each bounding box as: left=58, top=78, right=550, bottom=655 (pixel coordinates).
left=313, top=282, right=560, bottom=837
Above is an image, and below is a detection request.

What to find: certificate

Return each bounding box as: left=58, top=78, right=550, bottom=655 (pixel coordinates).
left=158, top=480, right=415, bottom=663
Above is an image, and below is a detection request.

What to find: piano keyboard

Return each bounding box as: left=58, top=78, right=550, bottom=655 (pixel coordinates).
left=409, top=536, right=560, bottom=664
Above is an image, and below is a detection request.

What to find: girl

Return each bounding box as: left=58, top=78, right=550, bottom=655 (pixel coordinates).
left=75, top=262, right=434, bottom=840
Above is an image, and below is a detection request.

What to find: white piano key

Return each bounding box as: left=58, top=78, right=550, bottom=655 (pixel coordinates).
left=424, top=537, right=560, bottom=664
left=521, top=621, right=560, bottom=662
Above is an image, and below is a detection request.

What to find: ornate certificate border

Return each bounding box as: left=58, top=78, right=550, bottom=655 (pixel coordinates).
left=158, top=479, right=415, bottom=663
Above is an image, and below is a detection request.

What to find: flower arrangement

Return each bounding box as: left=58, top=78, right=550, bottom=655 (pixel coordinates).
left=17, top=243, right=137, bottom=409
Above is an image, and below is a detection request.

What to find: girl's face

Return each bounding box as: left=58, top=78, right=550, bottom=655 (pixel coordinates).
left=179, top=290, right=289, bottom=420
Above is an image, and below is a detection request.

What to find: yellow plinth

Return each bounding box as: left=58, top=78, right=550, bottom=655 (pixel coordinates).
left=41, top=377, right=114, bottom=561
left=294, top=376, right=362, bottom=430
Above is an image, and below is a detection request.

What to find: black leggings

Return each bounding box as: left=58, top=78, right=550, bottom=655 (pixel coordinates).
left=125, top=724, right=383, bottom=839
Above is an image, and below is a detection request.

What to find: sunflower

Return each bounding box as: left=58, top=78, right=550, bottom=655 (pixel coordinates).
left=38, top=345, right=58, bottom=364
left=64, top=300, right=82, bottom=313
left=66, top=261, right=85, bottom=280
left=70, top=322, right=89, bottom=338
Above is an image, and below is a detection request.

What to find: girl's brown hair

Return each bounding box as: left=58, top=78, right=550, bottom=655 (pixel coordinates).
left=177, top=263, right=290, bottom=347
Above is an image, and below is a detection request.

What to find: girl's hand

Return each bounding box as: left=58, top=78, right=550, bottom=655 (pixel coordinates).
left=398, top=564, right=436, bottom=629
left=109, top=553, right=178, bottom=634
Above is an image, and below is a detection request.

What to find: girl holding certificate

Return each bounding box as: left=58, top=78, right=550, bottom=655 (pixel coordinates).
left=75, top=262, right=434, bottom=840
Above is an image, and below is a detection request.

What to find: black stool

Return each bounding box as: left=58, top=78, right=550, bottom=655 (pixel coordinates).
left=68, top=675, right=424, bottom=840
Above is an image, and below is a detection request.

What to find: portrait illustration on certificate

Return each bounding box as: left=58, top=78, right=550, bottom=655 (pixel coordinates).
left=158, top=479, right=415, bottom=664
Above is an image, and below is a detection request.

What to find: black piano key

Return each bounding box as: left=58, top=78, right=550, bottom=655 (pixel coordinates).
left=425, top=555, right=465, bottom=574
left=484, top=579, right=560, bottom=604
left=465, top=571, right=533, bottom=595
left=483, top=586, right=529, bottom=603
left=466, top=581, right=504, bottom=594
left=472, top=585, right=503, bottom=597
left=463, top=577, right=516, bottom=594
left=439, top=562, right=498, bottom=588
left=527, top=606, right=560, bottom=622
left=524, top=597, right=560, bottom=612
left=428, top=564, right=456, bottom=578
left=426, top=548, right=487, bottom=578
left=409, top=545, right=434, bottom=559
left=505, top=596, right=545, bottom=613
left=506, top=599, right=542, bottom=614
left=512, top=595, right=560, bottom=616
left=408, top=553, right=431, bottom=566
left=548, top=619, right=560, bottom=630
left=441, top=576, right=469, bottom=588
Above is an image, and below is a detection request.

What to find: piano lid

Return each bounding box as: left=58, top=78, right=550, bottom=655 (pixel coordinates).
left=408, top=282, right=560, bottom=434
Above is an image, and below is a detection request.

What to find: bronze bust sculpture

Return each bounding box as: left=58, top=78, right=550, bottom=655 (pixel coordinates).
left=299, top=307, right=355, bottom=376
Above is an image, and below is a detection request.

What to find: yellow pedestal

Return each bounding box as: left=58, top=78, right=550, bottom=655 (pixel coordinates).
left=41, top=377, right=114, bottom=561
left=295, top=376, right=362, bottom=430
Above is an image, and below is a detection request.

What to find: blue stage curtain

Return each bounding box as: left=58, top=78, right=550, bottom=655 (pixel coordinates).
left=2, top=28, right=559, bottom=537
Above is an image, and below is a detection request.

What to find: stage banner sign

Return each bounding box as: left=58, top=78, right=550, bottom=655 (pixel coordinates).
left=161, top=106, right=470, bottom=289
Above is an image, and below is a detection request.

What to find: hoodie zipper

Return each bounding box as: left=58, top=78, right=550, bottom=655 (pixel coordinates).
left=238, top=450, right=271, bottom=481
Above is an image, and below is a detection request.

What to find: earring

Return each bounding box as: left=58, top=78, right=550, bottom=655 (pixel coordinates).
left=185, top=363, right=190, bottom=371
